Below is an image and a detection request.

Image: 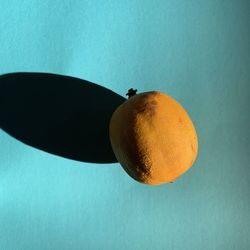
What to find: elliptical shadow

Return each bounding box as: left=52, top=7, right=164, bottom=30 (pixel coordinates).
left=0, top=72, right=126, bottom=163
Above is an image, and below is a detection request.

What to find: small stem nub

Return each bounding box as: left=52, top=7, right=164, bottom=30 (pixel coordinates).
left=126, top=88, right=137, bottom=98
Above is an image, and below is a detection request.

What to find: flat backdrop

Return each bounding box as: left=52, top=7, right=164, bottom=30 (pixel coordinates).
left=0, top=1, right=249, bottom=249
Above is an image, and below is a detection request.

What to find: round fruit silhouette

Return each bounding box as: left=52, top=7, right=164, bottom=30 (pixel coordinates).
left=109, top=89, right=198, bottom=185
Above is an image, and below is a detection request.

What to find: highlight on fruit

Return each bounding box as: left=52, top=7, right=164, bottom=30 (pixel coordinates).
left=109, top=88, right=198, bottom=185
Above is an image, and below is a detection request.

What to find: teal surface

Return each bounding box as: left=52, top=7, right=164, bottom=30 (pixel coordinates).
left=1, top=1, right=250, bottom=249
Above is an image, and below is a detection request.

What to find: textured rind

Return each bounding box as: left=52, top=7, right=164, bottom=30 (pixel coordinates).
left=109, top=91, right=198, bottom=185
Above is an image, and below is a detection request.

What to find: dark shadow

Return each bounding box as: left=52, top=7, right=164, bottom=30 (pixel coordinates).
left=0, top=72, right=126, bottom=163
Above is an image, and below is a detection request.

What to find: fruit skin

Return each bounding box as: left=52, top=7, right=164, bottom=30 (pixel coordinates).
left=109, top=91, right=198, bottom=185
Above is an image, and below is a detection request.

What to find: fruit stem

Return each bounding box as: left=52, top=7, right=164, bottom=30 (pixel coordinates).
left=126, top=88, right=137, bottom=98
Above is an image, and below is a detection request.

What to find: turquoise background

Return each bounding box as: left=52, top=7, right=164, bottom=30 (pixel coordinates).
left=1, top=1, right=250, bottom=249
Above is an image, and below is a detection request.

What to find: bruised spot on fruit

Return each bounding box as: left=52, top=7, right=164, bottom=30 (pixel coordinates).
left=136, top=101, right=157, bottom=116
left=191, top=143, right=195, bottom=152
left=178, top=118, right=183, bottom=123
left=147, top=105, right=157, bottom=116
left=150, top=100, right=157, bottom=105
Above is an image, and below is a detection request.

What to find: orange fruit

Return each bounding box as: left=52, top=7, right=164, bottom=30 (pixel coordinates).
left=109, top=89, right=198, bottom=185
